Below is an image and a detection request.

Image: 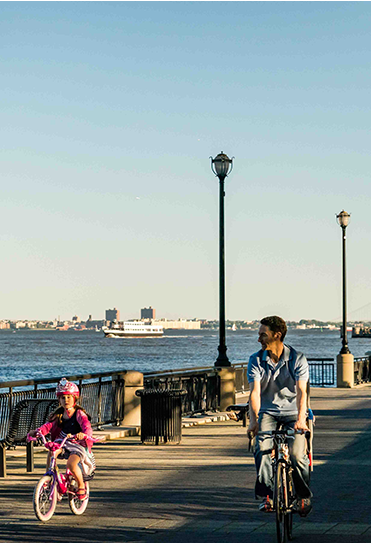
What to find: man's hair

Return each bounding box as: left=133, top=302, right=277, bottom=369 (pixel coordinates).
left=260, top=316, right=287, bottom=342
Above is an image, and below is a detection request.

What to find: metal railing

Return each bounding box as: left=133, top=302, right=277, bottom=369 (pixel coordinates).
left=233, top=358, right=337, bottom=391
left=1, top=354, right=369, bottom=441
left=354, top=356, right=371, bottom=385
left=307, top=358, right=335, bottom=387
left=0, top=371, right=126, bottom=441
left=144, top=366, right=220, bottom=415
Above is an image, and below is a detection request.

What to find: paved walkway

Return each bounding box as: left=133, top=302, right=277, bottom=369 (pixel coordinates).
left=0, top=386, right=370, bottom=543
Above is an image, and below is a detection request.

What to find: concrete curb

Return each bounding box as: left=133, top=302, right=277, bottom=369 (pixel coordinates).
left=182, top=413, right=230, bottom=427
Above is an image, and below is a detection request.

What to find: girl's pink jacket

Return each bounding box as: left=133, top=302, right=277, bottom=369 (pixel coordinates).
left=36, top=409, right=94, bottom=452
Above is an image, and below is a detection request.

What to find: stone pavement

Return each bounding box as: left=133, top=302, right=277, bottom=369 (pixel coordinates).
left=0, top=386, right=369, bottom=543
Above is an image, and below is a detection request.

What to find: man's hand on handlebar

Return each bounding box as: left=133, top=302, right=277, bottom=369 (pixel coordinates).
left=247, top=420, right=259, bottom=437
left=294, top=418, right=309, bottom=433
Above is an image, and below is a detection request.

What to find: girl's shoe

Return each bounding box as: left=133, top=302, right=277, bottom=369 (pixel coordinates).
left=76, top=489, right=87, bottom=501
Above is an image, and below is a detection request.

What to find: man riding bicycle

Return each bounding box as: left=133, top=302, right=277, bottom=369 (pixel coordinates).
left=247, top=316, right=312, bottom=517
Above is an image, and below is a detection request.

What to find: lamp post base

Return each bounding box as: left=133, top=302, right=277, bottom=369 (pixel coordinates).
left=336, top=352, right=355, bottom=388
left=215, top=345, right=231, bottom=367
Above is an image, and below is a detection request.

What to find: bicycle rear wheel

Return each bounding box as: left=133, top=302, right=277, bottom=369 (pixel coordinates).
left=33, top=475, right=57, bottom=522
left=275, top=463, right=289, bottom=543
left=68, top=481, right=90, bottom=515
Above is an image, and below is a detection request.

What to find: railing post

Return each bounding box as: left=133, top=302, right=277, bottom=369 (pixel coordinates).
left=112, top=373, right=125, bottom=425
left=123, top=371, right=143, bottom=426
left=26, top=441, right=34, bottom=473
left=8, top=387, right=13, bottom=421
left=216, top=367, right=236, bottom=411
left=97, top=377, right=102, bottom=428
left=0, top=447, right=6, bottom=477
left=337, top=352, right=355, bottom=388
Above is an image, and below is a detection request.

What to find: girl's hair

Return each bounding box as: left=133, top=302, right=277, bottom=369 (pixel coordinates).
left=49, top=404, right=92, bottom=425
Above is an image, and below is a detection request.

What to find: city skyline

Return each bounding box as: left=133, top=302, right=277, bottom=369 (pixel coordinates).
left=1, top=3, right=370, bottom=323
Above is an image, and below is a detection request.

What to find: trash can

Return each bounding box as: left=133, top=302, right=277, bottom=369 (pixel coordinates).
left=135, top=389, right=187, bottom=445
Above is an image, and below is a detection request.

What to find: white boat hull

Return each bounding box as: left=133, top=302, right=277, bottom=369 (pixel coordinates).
left=103, top=321, right=163, bottom=338
left=104, top=330, right=163, bottom=338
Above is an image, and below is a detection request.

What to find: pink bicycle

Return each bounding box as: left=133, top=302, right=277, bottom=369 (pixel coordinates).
left=28, top=432, right=99, bottom=522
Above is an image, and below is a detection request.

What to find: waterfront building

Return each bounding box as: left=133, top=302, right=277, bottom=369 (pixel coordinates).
left=105, top=308, right=120, bottom=322
left=152, top=318, right=200, bottom=330
left=141, top=306, right=156, bottom=319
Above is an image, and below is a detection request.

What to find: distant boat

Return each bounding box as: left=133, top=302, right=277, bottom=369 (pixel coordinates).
left=102, top=321, right=164, bottom=338
left=232, top=324, right=237, bottom=331
left=352, top=325, right=371, bottom=339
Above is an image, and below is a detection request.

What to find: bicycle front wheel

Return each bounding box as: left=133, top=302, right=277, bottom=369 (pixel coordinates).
left=68, top=481, right=90, bottom=515
left=275, top=463, right=289, bottom=543
left=33, top=475, right=57, bottom=522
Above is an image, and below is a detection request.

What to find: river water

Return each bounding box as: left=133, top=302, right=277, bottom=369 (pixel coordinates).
left=0, top=328, right=370, bottom=383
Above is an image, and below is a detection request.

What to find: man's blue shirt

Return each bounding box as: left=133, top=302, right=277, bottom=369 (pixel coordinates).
left=247, top=344, right=309, bottom=416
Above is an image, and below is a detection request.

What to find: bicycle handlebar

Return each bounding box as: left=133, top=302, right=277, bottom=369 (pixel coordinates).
left=257, top=429, right=311, bottom=439
left=27, top=431, right=105, bottom=448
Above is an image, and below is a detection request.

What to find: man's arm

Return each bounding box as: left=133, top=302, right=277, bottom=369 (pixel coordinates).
left=247, top=380, right=261, bottom=436
left=294, top=380, right=308, bottom=432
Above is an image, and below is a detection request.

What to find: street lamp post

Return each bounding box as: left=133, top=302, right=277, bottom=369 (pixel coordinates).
left=210, top=152, right=233, bottom=367
left=337, top=210, right=350, bottom=354
left=336, top=210, right=354, bottom=387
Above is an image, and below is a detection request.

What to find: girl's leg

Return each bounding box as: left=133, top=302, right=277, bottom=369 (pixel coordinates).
left=46, top=447, right=62, bottom=470
left=66, top=454, right=85, bottom=492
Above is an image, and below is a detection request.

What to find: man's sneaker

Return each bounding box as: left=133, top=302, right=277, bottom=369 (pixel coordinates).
left=293, top=497, right=312, bottom=517
left=259, top=496, right=273, bottom=512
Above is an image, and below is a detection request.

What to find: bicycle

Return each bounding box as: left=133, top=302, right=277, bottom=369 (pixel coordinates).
left=257, top=428, right=311, bottom=543
left=28, top=432, right=99, bottom=522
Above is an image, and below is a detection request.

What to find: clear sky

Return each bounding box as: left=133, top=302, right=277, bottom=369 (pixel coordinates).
left=1, top=1, right=370, bottom=322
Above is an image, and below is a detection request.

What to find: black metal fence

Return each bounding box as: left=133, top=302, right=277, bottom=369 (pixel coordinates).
left=1, top=355, right=370, bottom=441
left=354, top=356, right=371, bottom=385
left=144, top=367, right=220, bottom=415
left=233, top=358, right=337, bottom=391
left=0, top=371, right=126, bottom=441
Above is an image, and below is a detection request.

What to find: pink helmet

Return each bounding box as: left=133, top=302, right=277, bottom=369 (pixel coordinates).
left=56, top=378, right=80, bottom=398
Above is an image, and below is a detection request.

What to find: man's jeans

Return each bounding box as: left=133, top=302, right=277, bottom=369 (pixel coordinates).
left=254, top=413, right=312, bottom=500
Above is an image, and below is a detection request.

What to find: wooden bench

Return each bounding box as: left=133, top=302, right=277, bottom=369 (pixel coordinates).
left=0, top=398, right=58, bottom=477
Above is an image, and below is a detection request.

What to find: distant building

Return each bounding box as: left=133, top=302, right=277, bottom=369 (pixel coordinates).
left=72, top=315, right=81, bottom=323
left=141, top=306, right=156, bottom=320
left=106, top=308, right=120, bottom=322
left=85, top=316, right=105, bottom=329
left=153, top=319, right=200, bottom=330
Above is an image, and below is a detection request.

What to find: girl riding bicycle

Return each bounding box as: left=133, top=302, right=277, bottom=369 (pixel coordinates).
left=28, top=378, right=95, bottom=501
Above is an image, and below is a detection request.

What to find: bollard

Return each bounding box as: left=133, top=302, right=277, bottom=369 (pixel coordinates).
left=123, top=371, right=144, bottom=425
left=217, top=367, right=236, bottom=411
left=336, top=353, right=355, bottom=388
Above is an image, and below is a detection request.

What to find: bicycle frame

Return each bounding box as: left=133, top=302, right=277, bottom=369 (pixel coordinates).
left=34, top=433, right=75, bottom=500
left=256, top=428, right=310, bottom=543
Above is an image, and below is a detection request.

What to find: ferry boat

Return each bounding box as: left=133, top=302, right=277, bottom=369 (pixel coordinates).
left=102, top=321, right=164, bottom=338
